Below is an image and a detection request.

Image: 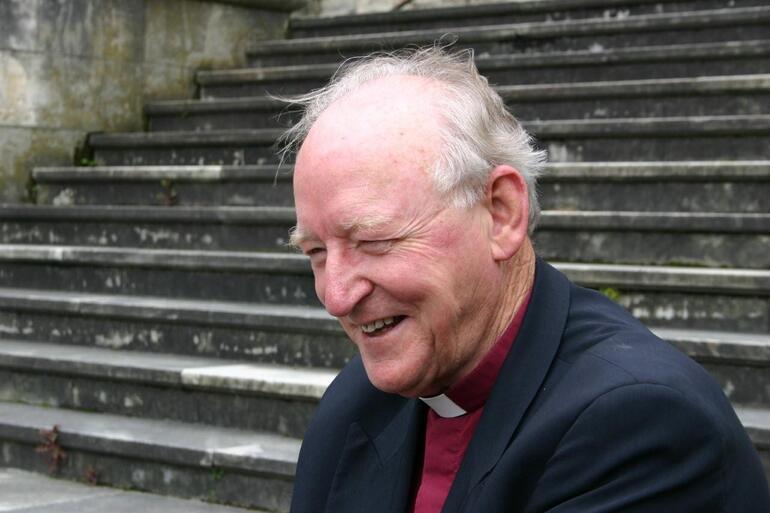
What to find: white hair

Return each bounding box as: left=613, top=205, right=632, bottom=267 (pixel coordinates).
left=278, top=46, right=547, bottom=233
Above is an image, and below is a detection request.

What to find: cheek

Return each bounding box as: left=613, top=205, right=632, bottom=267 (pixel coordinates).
left=311, top=268, right=326, bottom=303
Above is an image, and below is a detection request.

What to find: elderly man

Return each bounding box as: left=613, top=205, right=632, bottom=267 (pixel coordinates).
left=283, top=48, right=769, bottom=513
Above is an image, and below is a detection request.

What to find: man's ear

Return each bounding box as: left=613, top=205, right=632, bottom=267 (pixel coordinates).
left=484, top=165, right=530, bottom=261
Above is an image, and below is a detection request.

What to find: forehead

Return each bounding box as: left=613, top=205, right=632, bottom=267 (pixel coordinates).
left=300, top=75, right=445, bottom=168
left=292, top=76, right=447, bottom=240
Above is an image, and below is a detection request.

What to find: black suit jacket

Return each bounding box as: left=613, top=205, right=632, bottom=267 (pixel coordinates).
left=291, top=259, right=770, bottom=513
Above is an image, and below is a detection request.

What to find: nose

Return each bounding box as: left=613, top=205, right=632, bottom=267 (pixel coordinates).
left=317, top=248, right=373, bottom=318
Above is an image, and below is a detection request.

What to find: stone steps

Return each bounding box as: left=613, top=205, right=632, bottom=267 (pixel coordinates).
left=0, top=287, right=351, bottom=367
left=0, top=468, right=258, bottom=513
left=2, top=206, right=766, bottom=267
left=198, top=40, right=770, bottom=97
left=4, top=0, right=768, bottom=501
left=2, top=242, right=770, bottom=302
left=146, top=75, right=770, bottom=131
left=0, top=245, right=318, bottom=305
left=0, top=205, right=296, bottom=250
left=657, top=328, right=770, bottom=407
left=3, top=389, right=769, bottom=508
left=0, top=256, right=766, bottom=334
left=31, top=162, right=770, bottom=213
left=0, top=401, right=298, bottom=512
left=85, top=116, right=770, bottom=165
left=0, top=339, right=333, bottom=437
left=539, top=161, right=770, bottom=213
left=735, top=406, right=770, bottom=475
left=31, top=165, right=294, bottom=207
left=290, top=0, right=765, bottom=37
left=1, top=297, right=768, bottom=405
left=501, top=74, right=770, bottom=120
left=0, top=399, right=766, bottom=511
left=247, top=6, right=770, bottom=66
left=0, top=332, right=767, bottom=456
left=559, top=263, right=770, bottom=333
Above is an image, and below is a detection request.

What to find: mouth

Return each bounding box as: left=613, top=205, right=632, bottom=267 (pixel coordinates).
left=360, top=315, right=407, bottom=336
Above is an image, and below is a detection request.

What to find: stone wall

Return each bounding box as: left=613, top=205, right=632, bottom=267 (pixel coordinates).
left=0, top=0, right=297, bottom=203
left=303, top=0, right=520, bottom=16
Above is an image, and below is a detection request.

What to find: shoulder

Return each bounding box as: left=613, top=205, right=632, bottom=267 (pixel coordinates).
left=290, top=356, right=409, bottom=512
left=523, top=283, right=770, bottom=510
left=298, top=357, right=380, bottom=464
left=555, top=283, right=739, bottom=436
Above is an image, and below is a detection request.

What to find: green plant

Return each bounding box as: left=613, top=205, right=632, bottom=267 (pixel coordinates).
left=84, top=466, right=99, bottom=485
left=36, top=425, right=66, bottom=472
left=599, top=287, right=622, bottom=303
left=211, top=467, right=225, bottom=481
left=159, top=179, right=178, bottom=206
left=25, top=177, right=38, bottom=204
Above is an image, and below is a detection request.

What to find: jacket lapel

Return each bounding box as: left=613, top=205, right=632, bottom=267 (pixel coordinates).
left=442, top=259, right=571, bottom=513
left=324, top=399, right=425, bottom=513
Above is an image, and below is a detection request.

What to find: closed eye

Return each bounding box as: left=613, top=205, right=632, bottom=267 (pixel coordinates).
left=303, top=246, right=326, bottom=258
left=359, top=239, right=397, bottom=254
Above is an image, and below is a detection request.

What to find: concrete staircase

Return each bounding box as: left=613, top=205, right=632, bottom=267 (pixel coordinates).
left=1, top=0, right=769, bottom=509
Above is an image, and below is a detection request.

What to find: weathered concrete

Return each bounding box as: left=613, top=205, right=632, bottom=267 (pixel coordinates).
left=249, top=6, right=770, bottom=66
left=142, top=75, right=770, bottom=132
left=302, top=0, right=712, bottom=18
left=30, top=162, right=770, bottom=212
left=0, top=400, right=766, bottom=511
left=0, top=469, right=259, bottom=512
left=199, top=40, right=770, bottom=97
left=3, top=0, right=770, bottom=502
left=2, top=207, right=767, bottom=266
left=0, top=205, right=296, bottom=250
left=0, top=403, right=298, bottom=511
left=82, top=116, right=770, bottom=165
left=0, top=341, right=333, bottom=436
left=0, top=286, right=352, bottom=367
left=295, top=0, right=765, bottom=34
left=0, top=0, right=292, bottom=203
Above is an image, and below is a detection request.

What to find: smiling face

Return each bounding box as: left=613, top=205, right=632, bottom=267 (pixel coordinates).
left=292, top=76, right=512, bottom=397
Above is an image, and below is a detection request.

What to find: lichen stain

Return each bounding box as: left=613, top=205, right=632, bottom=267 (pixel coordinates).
left=52, top=188, right=75, bottom=206
left=0, top=54, right=39, bottom=126
left=2, top=443, right=12, bottom=463
left=133, top=227, right=181, bottom=244
left=132, top=468, right=146, bottom=486
left=162, top=468, right=175, bottom=485
left=245, top=345, right=279, bottom=356
left=149, top=330, right=162, bottom=344
left=124, top=394, right=144, bottom=408
left=0, top=323, right=20, bottom=335
left=293, top=286, right=308, bottom=300
left=2, top=127, right=84, bottom=203
left=193, top=332, right=215, bottom=353
left=723, top=380, right=735, bottom=397
left=95, top=331, right=135, bottom=349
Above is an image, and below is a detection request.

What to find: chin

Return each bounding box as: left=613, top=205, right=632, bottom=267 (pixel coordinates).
left=364, top=366, right=423, bottom=397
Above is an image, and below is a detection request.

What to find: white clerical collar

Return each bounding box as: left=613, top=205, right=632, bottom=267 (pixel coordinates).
left=419, top=393, right=467, bottom=418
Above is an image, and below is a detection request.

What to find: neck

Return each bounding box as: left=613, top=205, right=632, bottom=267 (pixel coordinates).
left=432, top=240, right=535, bottom=395
left=487, top=238, right=536, bottom=351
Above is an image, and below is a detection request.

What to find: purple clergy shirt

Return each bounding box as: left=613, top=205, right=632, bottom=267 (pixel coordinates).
left=411, top=290, right=532, bottom=513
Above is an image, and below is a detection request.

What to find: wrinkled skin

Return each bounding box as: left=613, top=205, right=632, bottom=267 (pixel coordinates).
left=292, top=75, right=534, bottom=398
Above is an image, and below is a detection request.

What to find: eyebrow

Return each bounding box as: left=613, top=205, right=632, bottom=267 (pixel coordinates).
left=289, top=212, right=396, bottom=250
left=287, top=225, right=313, bottom=250
left=339, top=212, right=394, bottom=234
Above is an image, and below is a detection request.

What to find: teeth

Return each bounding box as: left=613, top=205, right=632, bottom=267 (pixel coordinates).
left=361, top=316, right=397, bottom=334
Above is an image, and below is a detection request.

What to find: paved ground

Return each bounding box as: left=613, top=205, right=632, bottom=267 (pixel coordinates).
left=0, top=468, right=257, bottom=512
